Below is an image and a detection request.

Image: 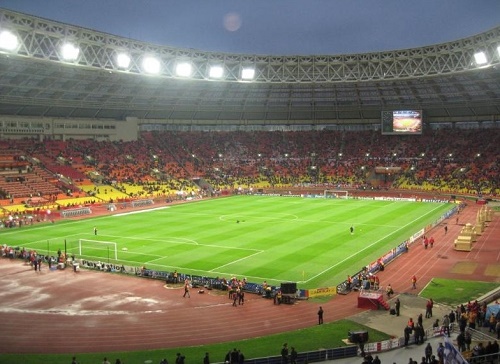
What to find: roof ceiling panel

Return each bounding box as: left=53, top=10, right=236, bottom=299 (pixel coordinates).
left=0, top=51, right=499, bottom=123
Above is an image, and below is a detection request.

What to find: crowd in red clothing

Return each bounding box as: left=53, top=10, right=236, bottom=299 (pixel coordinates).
left=0, top=127, right=497, bottom=200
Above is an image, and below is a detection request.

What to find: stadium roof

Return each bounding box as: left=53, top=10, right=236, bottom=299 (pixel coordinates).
left=0, top=8, right=499, bottom=124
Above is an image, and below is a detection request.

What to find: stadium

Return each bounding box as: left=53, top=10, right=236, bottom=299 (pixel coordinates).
left=0, top=7, right=499, bottom=364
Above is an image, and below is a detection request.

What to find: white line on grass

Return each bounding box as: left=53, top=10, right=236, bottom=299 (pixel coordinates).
left=101, top=235, right=199, bottom=245
left=16, top=233, right=84, bottom=248
left=145, top=256, right=167, bottom=264
left=112, top=206, right=171, bottom=216
left=209, top=249, right=264, bottom=272
left=97, top=234, right=262, bottom=252
left=120, top=251, right=165, bottom=259
left=302, top=203, right=446, bottom=283
left=219, top=213, right=299, bottom=222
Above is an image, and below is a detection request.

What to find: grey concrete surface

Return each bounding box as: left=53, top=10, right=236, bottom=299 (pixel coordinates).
left=330, top=293, right=497, bottom=364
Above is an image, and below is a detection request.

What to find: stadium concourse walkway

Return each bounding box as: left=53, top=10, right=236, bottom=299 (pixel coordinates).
left=333, top=296, right=455, bottom=364
left=0, top=201, right=498, bottom=358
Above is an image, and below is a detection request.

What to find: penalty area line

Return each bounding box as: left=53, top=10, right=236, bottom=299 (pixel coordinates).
left=112, top=206, right=171, bottom=217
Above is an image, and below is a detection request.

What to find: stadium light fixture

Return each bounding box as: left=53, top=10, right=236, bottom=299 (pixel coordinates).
left=209, top=65, right=224, bottom=79
left=0, top=30, right=19, bottom=52
left=116, top=53, right=131, bottom=69
left=241, top=67, right=255, bottom=80
left=473, top=51, right=488, bottom=66
left=61, top=42, right=79, bottom=61
left=142, top=56, right=161, bottom=74
left=176, top=62, right=192, bottom=77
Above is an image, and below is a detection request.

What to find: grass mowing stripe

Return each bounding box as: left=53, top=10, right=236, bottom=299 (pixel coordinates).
left=0, top=196, right=454, bottom=289
left=302, top=202, right=446, bottom=284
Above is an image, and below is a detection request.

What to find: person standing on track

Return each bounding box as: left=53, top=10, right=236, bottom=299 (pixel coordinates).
left=318, top=306, right=324, bottom=324
left=183, top=280, right=190, bottom=298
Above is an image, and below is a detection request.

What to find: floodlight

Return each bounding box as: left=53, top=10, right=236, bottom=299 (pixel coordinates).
left=209, top=65, right=224, bottom=78
left=0, top=30, right=19, bottom=51
left=473, top=51, right=487, bottom=66
left=241, top=68, right=255, bottom=80
left=116, top=53, right=131, bottom=69
left=176, top=62, right=192, bottom=77
left=61, top=43, right=80, bottom=61
left=142, top=57, right=161, bottom=74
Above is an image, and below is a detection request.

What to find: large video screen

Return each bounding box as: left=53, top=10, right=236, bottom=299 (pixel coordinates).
left=381, top=110, right=423, bottom=135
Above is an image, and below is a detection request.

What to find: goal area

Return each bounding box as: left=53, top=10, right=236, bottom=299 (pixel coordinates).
left=78, top=239, right=118, bottom=261
left=324, top=190, right=349, bottom=199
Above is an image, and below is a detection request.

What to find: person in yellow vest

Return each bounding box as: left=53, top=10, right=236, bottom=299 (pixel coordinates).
left=275, top=290, right=282, bottom=305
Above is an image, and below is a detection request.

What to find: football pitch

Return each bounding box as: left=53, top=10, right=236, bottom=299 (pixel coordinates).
left=1, top=195, right=454, bottom=289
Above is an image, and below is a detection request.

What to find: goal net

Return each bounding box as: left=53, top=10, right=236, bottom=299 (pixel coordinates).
left=324, top=190, right=349, bottom=199
left=78, top=239, right=118, bottom=261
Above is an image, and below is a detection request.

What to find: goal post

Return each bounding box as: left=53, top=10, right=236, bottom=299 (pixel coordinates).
left=78, top=239, right=118, bottom=261
left=324, top=190, right=349, bottom=199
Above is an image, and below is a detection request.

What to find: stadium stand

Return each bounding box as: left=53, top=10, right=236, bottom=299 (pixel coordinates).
left=0, top=7, right=498, bottom=362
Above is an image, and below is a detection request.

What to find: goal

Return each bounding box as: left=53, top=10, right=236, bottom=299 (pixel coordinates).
left=324, top=190, right=349, bottom=199
left=78, top=239, right=118, bottom=261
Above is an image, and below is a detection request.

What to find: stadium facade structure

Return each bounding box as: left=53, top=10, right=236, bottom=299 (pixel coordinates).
left=0, top=8, right=499, bottom=142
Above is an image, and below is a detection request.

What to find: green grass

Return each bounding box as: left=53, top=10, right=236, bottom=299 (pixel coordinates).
left=0, top=319, right=390, bottom=364
left=420, top=278, right=499, bottom=306
left=1, top=195, right=454, bottom=289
